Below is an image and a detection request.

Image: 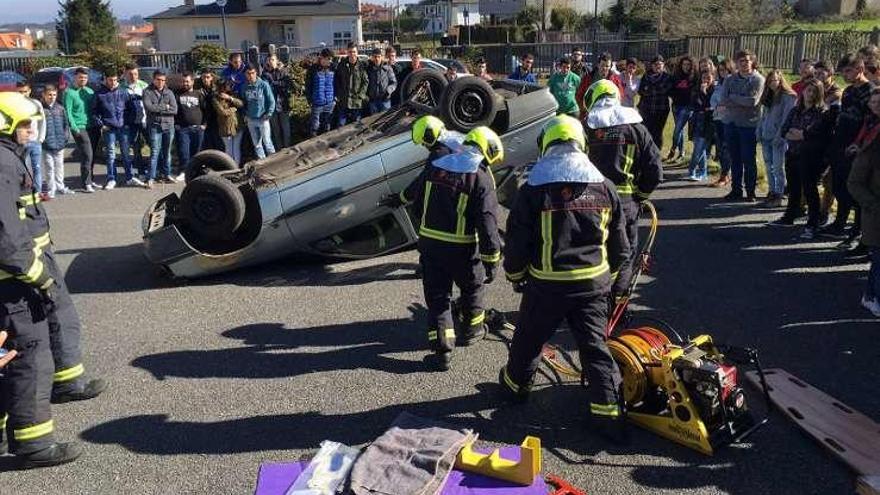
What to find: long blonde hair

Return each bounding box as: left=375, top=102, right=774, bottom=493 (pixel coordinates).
left=762, top=69, right=796, bottom=106
left=801, top=79, right=825, bottom=109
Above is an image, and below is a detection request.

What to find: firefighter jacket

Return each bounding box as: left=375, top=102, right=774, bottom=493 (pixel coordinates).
left=585, top=100, right=662, bottom=202
left=504, top=144, right=630, bottom=296
left=401, top=147, right=502, bottom=264
left=0, top=138, right=54, bottom=290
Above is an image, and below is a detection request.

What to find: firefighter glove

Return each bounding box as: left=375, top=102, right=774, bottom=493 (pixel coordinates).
left=483, top=261, right=497, bottom=284
left=378, top=193, right=405, bottom=208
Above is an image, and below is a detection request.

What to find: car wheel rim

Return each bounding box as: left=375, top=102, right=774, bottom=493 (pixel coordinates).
left=193, top=193, right=226, bottom=225
left=456, top=91, right=486, bottom=122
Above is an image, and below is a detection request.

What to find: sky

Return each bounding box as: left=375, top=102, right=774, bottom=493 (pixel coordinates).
left=0, top=0, right=202, bottom=24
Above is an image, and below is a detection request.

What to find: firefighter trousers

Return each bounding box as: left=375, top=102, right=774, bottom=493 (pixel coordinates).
left=618, top=200, right=641, bottom=290
left=0, top=283, right=56, bottom=455
left=43, top=250, right=85, bottom=395
left=505, top=288, right=622, bottom=415
left=420, top=243, right=486, bottom=352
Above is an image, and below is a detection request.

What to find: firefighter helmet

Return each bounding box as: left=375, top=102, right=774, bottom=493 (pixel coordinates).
left=537, top=114, right=586, bottom=156
left=583, top=79, right=621, bottom=112
left=0, top=92, right=42, bottom=136
left=412, top=115, right=446, bottom=147
left=463, top=126, right=504, bottom=166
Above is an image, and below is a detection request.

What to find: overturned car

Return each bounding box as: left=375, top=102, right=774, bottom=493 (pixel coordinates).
left=142, top=71, right=558, bottom=278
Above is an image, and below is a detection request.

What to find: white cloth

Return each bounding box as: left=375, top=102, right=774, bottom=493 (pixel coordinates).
left=586, top=97, right=643, bottom=129
left=431, top=145, right=483, bottom=173
left=528, top=143, right=605, bottom=185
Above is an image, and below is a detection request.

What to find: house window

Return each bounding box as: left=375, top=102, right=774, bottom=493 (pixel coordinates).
left=193, top=26, right=221, bottom=42
left=333, top=31, right=352, bottom=46
left=283, top=23, right=297, bottom=45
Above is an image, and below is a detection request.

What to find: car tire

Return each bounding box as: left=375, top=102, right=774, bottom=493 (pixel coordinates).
left=440, top=77, right=499, bottom=132
left=401, top=69, right=448, bottom=112
left=185, top=149, right=239, bottom=184
left=180, top=174, right=246, bottom=241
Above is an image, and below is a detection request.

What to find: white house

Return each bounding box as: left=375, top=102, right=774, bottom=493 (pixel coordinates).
left=415, top=0, right=480, bottom=36
left=148, top=0, right=363, bottom=52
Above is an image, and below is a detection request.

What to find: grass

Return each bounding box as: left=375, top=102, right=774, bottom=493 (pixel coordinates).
left=764, top=17, right=880, bottom=33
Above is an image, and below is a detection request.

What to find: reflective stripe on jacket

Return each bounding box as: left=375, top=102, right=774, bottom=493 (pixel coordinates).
left=585, top=122, right=662, bottom=201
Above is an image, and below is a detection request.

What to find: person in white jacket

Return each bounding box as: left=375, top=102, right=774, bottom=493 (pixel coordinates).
left=16, top=81, right=47, bottom=196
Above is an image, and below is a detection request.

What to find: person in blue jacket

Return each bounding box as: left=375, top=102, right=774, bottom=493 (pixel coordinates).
left=508, top=53, right=537, bottom=84
left=306, top=49, right=336, bottom=137
left=95, top=71, right=132, bottom=190
left=240, top=66, right=276, bottom=159
left=221, top=52, right=249, bottom=94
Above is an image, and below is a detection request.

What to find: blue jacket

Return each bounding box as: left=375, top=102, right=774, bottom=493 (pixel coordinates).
left=221, top=63, right=249, bottom=94
left=307, top=67, right=335, bottom=107
left=95, top=85, right=130, bottom=129
left=508, top=67, right=537, bottom=84
left=42, top=101, right=68, bottom=151
left=240, top=78, right=276, bottom=120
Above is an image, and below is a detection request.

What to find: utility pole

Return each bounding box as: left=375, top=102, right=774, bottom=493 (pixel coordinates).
left=218, top=0, right=229, bottom=49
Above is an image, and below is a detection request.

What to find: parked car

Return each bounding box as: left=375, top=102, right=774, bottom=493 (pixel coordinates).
left=142, top=71, right=557, bottom=278
left=0, top=71, right=25, bottom=92
left=433, top=58, right=470, bottom=75
left=394, top=57, right=447, bottom=73
left=31, top=66, right=102, bottom=98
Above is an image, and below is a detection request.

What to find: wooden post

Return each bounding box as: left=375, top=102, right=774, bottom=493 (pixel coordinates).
left=734, top=34, right=742, bottom=54
left=793, top=31, right=806, bottom=74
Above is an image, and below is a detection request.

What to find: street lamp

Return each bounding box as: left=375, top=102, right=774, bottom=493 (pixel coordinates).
left=218, top=0, right=229, bottom=49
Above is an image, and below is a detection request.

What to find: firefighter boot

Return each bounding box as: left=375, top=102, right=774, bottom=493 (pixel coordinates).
left=51, top=378, right=108, bottom=404
left=17, top=441, right=82, bottom=470
left=457, top=323, right=487, bottom=347
left=591, top=416, right=630, bottom=445
left=425, top=351, right=452, bottom=371
left=0, top=429, right=7, bottom=456
left=498, top=366, right=532, bottom=404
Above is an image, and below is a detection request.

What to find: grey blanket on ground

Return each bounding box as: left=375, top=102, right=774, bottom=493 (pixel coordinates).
left=348, top=412, right=475, bottom=495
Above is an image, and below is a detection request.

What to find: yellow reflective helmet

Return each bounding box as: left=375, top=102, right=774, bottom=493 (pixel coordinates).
left=412, top=115, right=446, bottom=147
left=0, top=92, right=42, bottom=136
left=583, top=79, right=620, bottom=112
left=463, top=126, right=504, bottom=166
left=537, top=114, right=585, bottom=156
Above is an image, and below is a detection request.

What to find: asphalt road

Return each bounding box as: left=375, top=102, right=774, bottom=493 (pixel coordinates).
left=1, top=163, right=877, bottom=495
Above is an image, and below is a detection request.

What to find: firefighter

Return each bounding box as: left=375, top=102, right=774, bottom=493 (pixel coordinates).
left=384, top=123, right=502, bottom=370
left=582, top=79, right=662, bottom=283
left=0, top=92, right=82, bottom=468
left=500, top=114, right=631, bottom=441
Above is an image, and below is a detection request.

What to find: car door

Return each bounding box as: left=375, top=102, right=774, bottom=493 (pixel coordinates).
left=278, top=149, right=414, bottom=259
left=493, top=117, right=545, bottom=208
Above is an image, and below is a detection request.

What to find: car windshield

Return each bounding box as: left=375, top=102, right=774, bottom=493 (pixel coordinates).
left=0, top=72, right=24, bottom=84
left=30, top=71, right=61, bottom=84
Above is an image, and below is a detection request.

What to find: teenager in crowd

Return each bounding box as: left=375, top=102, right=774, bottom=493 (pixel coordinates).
left=198, top=71, right=221, bottom=151
left=212, top=79, right=245, bottom=164
left=570, top=48, right=588, bottom=77
left=792, top=58, right=815, bottom=97
left=621, top=58, right=640, bottom=108
left=667, top=55, right=697, bottom=163
left=262, top=54, right=293, bottom=149
left=718, top=49, right=765, bottom=202
left=305, top=48, right=336, bottom=137
left=475, top=58, right=493, bottom=81
left=366, top=48, right=397, bottom=114
left=548, top=57, right=581, bottom=117
left=757, top=69, right=797, bottom=207
left=686, top=70, right=717, bottom=182
left=576, top=52, right=624, bottom=118
left=41, top=84, right=73, bottom=198
left=769, top=80, right=833, bottom=240
left=508, top=53, right=537, bottom=83
left=710, top=58, right=734, bottom=188
left=637, top=55, right=673, bottom=152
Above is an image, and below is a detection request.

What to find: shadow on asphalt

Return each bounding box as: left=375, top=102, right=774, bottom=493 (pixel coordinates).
left=130, top=304, right=430, bottom=380
left=57, top=242, right=420, bottom=293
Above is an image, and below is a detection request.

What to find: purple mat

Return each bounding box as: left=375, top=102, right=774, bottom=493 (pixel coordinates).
left=254, top=447, right=547, bottom=495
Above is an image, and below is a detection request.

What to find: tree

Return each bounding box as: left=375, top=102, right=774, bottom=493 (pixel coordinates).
left=550, top=7, right=582, bottom=31
left=516, top=6, right=543, bottom=31
left=85, top=45, right=133, bottom=76
left=56, top=0, right=117, bottom=54
left=191, top=44, right=229, bottom=73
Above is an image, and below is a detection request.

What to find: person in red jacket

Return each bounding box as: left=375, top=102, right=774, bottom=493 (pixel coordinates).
left=575, top=52, right=624, bottom=119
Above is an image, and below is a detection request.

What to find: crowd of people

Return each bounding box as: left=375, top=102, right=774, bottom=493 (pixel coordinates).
left=540, top=45, right=880, bottom=317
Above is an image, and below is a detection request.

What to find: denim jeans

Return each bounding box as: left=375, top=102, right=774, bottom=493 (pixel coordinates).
left=177, top=125, right=205, bottom=174
left=103, top=127, right=134, bottom=182
left=868, top=248, right=880, bottom=300
left=725, top=123, right=758, bottom=196
left=671, top=105, right=693, bottom=154
left=310, top=103, right=334, bottom=136
left=761, top=138, right=787, bottom=196
left=24, top=141, right=42, bottom=193
left=125, top=124, right=149, bottom=176
left=246, top=117, right=275, bottom=160
left=688, top=136, right=709, bottom=179
left=369, top=100, right=391, bottom=115
left=337, top=107, right=362, bottom=127
left=221, top=130, right=244, bottom=165
left=148, top=125, right=174, bottom=180
left=713, top=120, right=731, bottom=176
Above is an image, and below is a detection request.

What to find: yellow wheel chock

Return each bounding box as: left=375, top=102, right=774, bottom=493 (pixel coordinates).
left=454, top=435, right=542, bottom=486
